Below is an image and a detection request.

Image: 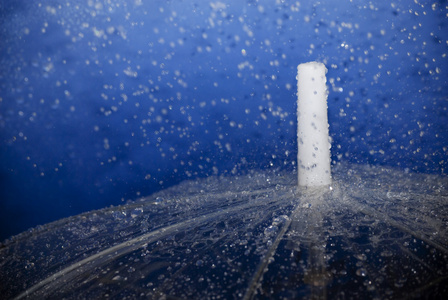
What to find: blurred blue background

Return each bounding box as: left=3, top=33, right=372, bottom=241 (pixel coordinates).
left=1, top=0, right=447, bottom=241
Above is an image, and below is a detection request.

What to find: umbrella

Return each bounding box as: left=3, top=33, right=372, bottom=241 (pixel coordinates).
left=0, top=163, right=447, bottom=299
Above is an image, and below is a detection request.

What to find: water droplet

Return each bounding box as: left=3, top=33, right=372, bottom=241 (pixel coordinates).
left=154, top=197, right=164, bottom=204
left=264, top=225, right=278, bottom=237
left=356, top=268, right=367, bottom=277
left=130, top=207, right=143, bottom=218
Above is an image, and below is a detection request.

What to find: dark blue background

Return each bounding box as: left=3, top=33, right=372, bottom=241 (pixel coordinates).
left=1, top=0, right=447, bottom=241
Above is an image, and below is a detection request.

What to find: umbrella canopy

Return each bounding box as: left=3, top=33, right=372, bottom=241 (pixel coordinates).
left=1, top=163, right=447, bottom=299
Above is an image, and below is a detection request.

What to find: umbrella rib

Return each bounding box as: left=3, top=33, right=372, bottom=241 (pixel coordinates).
left=243, top=201, right=300, bottom=300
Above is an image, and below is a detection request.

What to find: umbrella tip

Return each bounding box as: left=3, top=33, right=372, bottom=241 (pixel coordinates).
left=296, top=62, right=332, bottom=187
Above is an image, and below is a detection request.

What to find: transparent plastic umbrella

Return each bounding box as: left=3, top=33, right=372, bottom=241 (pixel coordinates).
left=1, top=163, right=447, bottom=299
